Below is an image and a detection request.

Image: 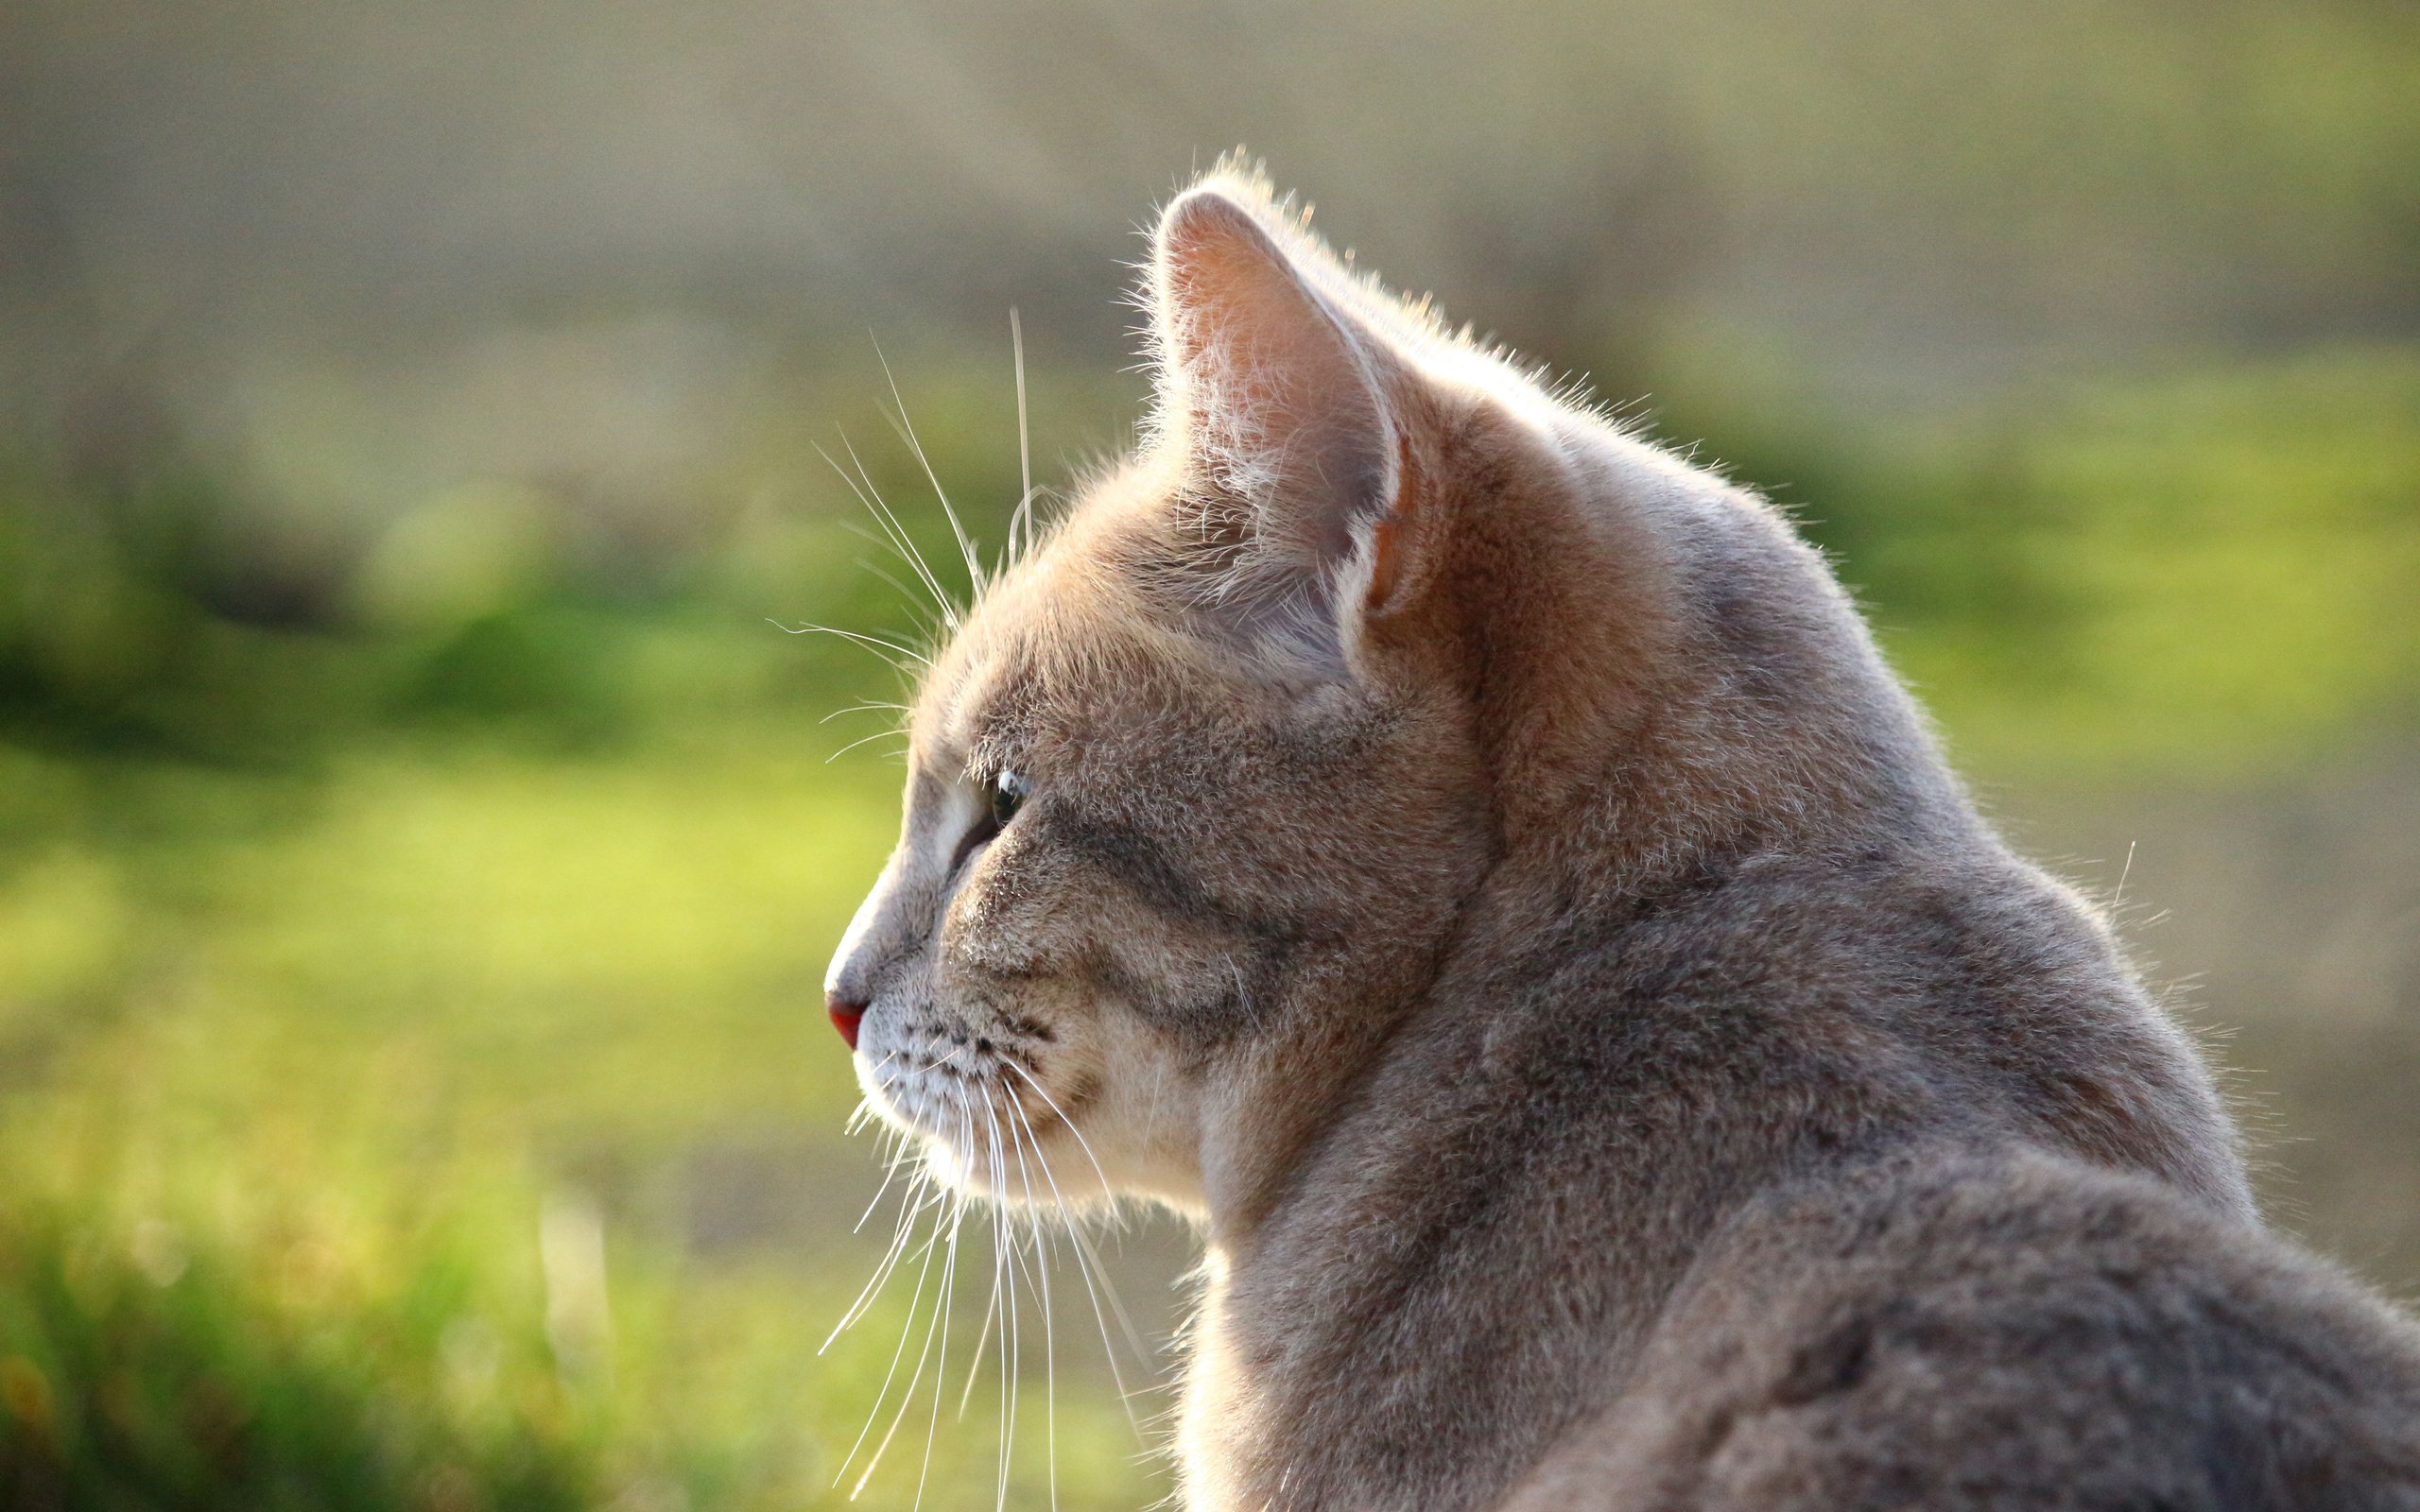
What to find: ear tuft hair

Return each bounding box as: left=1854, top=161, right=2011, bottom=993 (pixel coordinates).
left=1140, top=166, right=1407, bottom=669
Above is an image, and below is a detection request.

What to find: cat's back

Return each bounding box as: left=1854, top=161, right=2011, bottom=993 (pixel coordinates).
left=1501, top=1145, right=2420, bottom=1511
left=1436, top=835, right=2254, bottom=1220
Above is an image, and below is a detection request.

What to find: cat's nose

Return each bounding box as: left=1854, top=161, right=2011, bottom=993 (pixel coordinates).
left=826, top=991, right=867, bottom=1052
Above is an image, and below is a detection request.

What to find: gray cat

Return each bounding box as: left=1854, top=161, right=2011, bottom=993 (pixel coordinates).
left=823, top=163, right=2420, bottom=1510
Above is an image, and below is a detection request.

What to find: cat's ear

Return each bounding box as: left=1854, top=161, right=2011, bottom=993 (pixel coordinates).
left=1149, top=185, right=1415, bottom=663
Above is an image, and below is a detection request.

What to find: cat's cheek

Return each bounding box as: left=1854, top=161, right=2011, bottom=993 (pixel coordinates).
left=1058, top=992, right=1214, bottom=1207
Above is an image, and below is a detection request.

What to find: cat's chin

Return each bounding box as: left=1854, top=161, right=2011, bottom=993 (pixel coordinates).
left=893, top=1117, right=1130, bottom=1212
left=911, top=1137, right=1036, bottom=1203
left=859, top=1062, right=1109, bottom=1209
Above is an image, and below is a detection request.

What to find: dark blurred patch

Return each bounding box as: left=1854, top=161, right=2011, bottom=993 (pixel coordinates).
left=391, top=610, right=640, bottom=749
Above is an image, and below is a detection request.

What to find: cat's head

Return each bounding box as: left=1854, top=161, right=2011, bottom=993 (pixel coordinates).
left=822, top=169, right=1898, bottom=1219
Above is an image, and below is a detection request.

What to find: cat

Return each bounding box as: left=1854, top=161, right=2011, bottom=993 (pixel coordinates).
left=822, top=161, right=2420, bottom=1510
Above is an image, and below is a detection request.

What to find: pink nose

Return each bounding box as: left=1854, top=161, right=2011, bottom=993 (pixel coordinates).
left=826, top=992, right=865, bottom=1052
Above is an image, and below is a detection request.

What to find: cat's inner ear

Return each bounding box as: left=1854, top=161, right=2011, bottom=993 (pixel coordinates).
left=1151, top=187, right=1402, bottom=650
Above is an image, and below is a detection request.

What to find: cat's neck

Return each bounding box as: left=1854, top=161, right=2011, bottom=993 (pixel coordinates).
left=1184, top=421, right=1972, bottom=1245
left=1176, top=874, right=1782, bottom=1512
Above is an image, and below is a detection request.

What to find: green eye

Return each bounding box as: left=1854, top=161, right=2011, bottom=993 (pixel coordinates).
left=989, top=769, right=1028, bottom=828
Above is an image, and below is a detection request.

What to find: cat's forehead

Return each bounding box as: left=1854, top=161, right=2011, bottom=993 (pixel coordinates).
left=915, top=631, right=1013, bottom=757
left=909, top=509, right=1229, bottom=765
left=910, top=546, right=1119, bottom=755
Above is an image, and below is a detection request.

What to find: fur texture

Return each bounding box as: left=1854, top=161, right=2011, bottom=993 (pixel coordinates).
left=824, top=162, right=2420, bottom=1510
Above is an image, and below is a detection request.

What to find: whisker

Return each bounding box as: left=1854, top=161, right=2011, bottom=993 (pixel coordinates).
left=873, top=335, right=987, bottom=602
left=986, top=1086, right=1021, bottom=1512
left=817, top=435, right=961, bottom=634
left=838, top=546, right=950, bottom=644
left=838, top=424, right=961, bottom=635
left=958, top=1242, right=1001, bottom=1421
left=821, top=701, right=910, bottom=729
left=842, top=1053, right=906, bottom=1140
left=825, top=1176, right=942, bottom=1351
left=903, top=1086, right=976, bottom=1512
left=1224, top=953, right=1268, bottom=1030
left=1001, top=1070, right=1147, bottom=1442
left=771, top=618, right=932, bottom=670
left=850, top=1134, right=920, bottom=1232
left=1071, top=1223, right=1150, bottom=1370
left=998, top=1060, right=1113, bottom=1205
left=835, top=1168, right=948, bottom=1486
left=1010, top=308, right=1036, bottom=570
left=1005, top=1090, right=1062, bottom=1512
left=826, top=726, right=915, bottom=765
left=827, top=1209, right=917, bottom=1354
left=959, top=1094, right=1007, bottom=1419
left=874, top=1091, right=991, bottom=1492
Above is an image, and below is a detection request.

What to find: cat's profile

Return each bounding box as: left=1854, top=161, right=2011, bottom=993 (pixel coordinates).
left=823, top=161, right=2420, bottom=1510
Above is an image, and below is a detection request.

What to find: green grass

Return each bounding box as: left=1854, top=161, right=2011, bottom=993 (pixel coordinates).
left=0, top=711, right=1160, bottom=1510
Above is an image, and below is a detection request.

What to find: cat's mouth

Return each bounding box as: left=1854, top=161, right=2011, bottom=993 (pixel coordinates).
left=859, top=1030, right=1075, bottom=1200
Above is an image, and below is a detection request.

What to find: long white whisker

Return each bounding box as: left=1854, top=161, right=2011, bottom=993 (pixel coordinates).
left=826, top=727, right=915, bottom=765
left=859, top=1080, right=994, bottom=1497
left=836, top=532, right=954, bottom=643
left=772, top=618, right=932, bottom=669
left=826, top=1176, right=942, bottom=1351
left=1001, top=1067, right=1146, bottom=1441
left=838, top=423, right=962, bottom=636
left=826, top=1199, right=921, bottom=1352
left=817, top=435, right=960, bottom=633
left=986, top=1085, right=1021, bottom=1512
left=836, top=1167, right=947, bottom=1486
left=901, top=1086, right=975, bottom=1512
left=957, top=1238, right=1001, bottom=1421
left=820, top=700, right=910, bottom=728
left=1004, top=1089, right=1061, bottom=1512
left=996, top=1065, right=1152, bottom=1363
left=1010, top=308, right=1035, bottom=570
left=959, top=1093, right=1007, bottom=1418
left=842, top=1076, right=909, bottom=1206
left=997, top=1059, right=1112, bottom=1206
left=1067, top=1223, right=1150, bottom=1368
left=854, top=1137, right=925, bottom=1235
left=873, top=335, right=986, bottom=601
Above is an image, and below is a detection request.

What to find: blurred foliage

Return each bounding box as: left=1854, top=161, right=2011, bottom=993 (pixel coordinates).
left=0, top=720, right=1146, bottom=1509
left=1, top=1203, right=599, bottom=1512
left=6, top=345, right=2415, bottom=777
left=0, top=1148, right=1141, bottom=1512
left=1654, top=344, right=2420, bottom=776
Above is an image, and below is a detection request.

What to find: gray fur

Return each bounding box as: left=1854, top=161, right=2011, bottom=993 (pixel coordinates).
left=825, top=165, right=2420, bottom=1510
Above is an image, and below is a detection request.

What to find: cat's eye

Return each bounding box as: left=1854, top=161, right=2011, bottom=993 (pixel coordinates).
left=988, top=769, right=1028, bottom=828
left=948, top=768, right=1028, bottom=877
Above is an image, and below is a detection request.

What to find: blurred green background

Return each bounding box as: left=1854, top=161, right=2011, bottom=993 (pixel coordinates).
left=3, top=1, right=2417, bottom=1507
